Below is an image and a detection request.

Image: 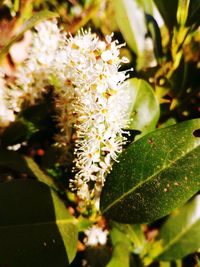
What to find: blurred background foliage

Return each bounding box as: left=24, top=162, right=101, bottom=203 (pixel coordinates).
left=0, top=0, right=199, bottom=266
left=0, top=0, right=199, bottom=124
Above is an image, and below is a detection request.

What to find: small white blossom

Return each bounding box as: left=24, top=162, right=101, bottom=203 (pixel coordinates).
left=84, top=225, right=108, bottom=246
left=7, top=143, right=21, bottom=151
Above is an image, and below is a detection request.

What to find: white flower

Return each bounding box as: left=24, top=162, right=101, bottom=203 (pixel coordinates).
left=16, top=20, right=131, bottom=204
left=7, top=143, right=21, bottom=151
left=16, top=19, right=66, bottom=106
left=62, top=30, right=131, bottom=201
left=84, top=225, right=108, bottom=246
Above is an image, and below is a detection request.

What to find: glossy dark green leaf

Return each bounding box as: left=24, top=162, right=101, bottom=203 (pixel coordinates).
left=153, top=0, right=178, bottom=29
left=0, top=10, right=59, bottom=61
left=126, top=78, right=160, bottom=134
left=156, top=195, right=200, bottom=260
left=100, top=119, right=200, bottom=223
left=0, top=179, right=78, bottom=267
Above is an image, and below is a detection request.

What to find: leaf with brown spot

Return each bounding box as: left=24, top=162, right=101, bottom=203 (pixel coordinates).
left=100, top=119, right=200, bottom=223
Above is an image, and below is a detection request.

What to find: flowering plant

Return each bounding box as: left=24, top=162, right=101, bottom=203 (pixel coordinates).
left=0, top=1, right=199, bottom=267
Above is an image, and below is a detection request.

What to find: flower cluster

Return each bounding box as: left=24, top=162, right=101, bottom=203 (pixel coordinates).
left=64, top=31, right=131, bottom=202
left=0, top=71, right=15, bottom=127
left=15, top=20, right=131, bottom=204
left=16, top=20, right=66, bottom=106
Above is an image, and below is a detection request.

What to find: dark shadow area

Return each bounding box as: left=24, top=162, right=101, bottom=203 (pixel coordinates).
left=0, top=179, right=69, bottom=267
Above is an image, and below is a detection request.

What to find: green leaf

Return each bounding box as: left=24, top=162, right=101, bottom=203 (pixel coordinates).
left=0, top=149, right=34, bottom=176
left=24, top=157, right=58, bottom=190
left=0, top=150, right=58, bottom=190
left=111, top=222, right=145, bottom=254
left=137, top=0, right=155, bottom=14
left=126, top=78, right=160, bottom=134
left=106, top=223, right=141, bottom=267
left=155, top=195, right=200, bottom=260
left=114, top=0, right=146, bottom=68
left=159, top=118, right=177, bottom=129
left=106, top=242, right=130, bottom=267
left=176, top=0, right=190, bottom=26
left=0, top=179, right=78, bottom=266
left=153, top=0, right=178, bottom=30
left=0, top=10, right=59, bottom=61
left=100, top=119, right=200, bottom=223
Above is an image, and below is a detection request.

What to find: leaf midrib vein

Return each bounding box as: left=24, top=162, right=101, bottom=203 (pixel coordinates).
left=0, top=219, right=76, bottom=229
left=157, top=219, right=200, bottom=258
left=102, top=144, right=199, bottom=214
